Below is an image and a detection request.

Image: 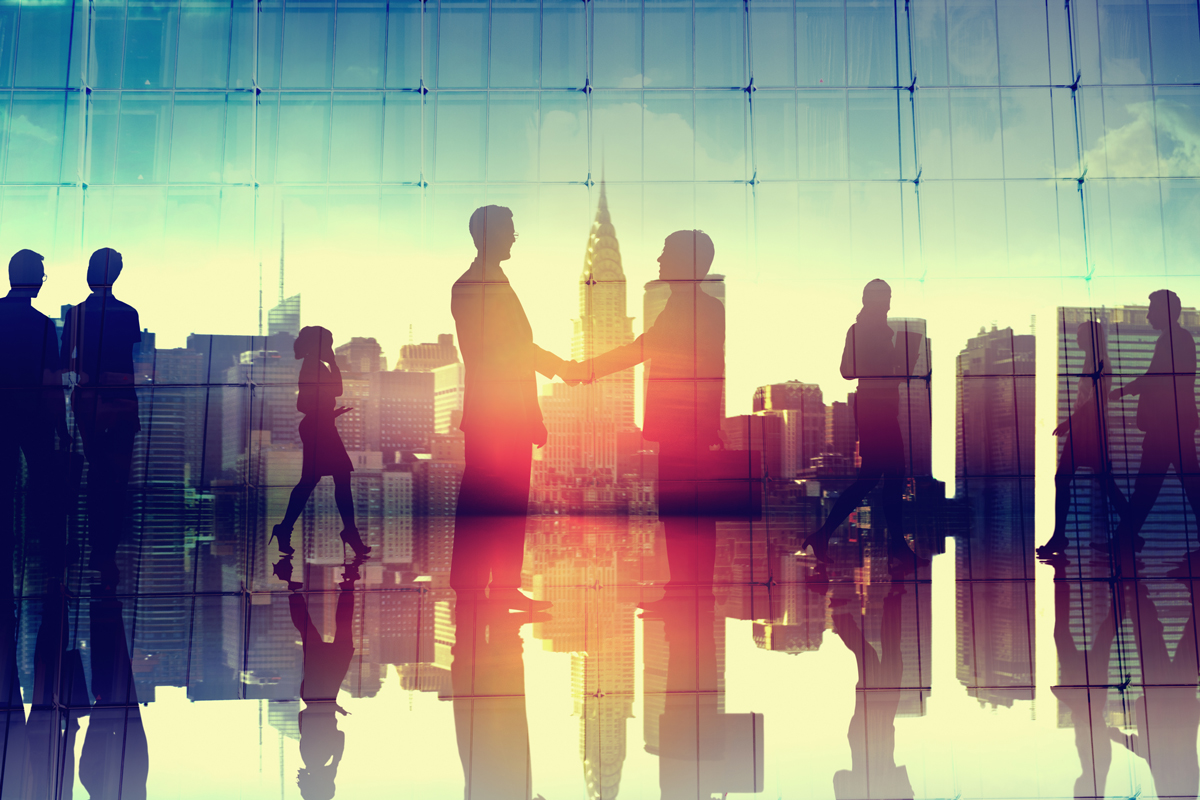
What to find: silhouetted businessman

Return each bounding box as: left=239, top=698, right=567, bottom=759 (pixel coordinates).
left=291, top=559, right=363, bottom=800
left=1038, top=320, right=1129, bottom=558
left=0, top=250, right=67, bottom=590
left=799, top=279, right=922, bottom=568
left=1108, top=290, right=1200, bottom=553
left=451, top=595, right=533, bottom=800
left=450, top=205, right=571, bottom=610
left=61, top=248, right=141, bottom=588
left=577, top=230, right=724, bottom=602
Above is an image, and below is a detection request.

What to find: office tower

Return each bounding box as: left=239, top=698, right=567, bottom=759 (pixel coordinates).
left=396, top=333, right=458, bottom=372
left=432, top=361, right=465, bottom=435
left=370, top=370, right=435, bottom=460
left=305, top=452, right=412, bottom=563
left=540, top=182, right=636, bottom=484
left=754, top=381, right=826, bottom=477
left=721, top=413, right=784, bottom=480
left=955, top=325, right=1036, bottom=706
left=186, top=334, right=270, bottom=484
left=889, top=317, right=932, bottom=477
left=221, top=350, right=301, bottom=473
left=268, top=294, right=301, bottom=338
left=335, top=337, right=386, bottom=373
left=826, top=396, right=857, bottom=457
left=413, top=429, right=465, bottom=588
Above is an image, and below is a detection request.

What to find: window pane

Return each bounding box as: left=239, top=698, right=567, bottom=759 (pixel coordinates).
left=1155, top=87, right=1200, bottom=178
left=946, top=0, right=999, bottom=86
left=846, top=0, right=895, bottom=86
left=645, top=0, right=693, bottom=88
left=434, top=92, right=485, bottom=181
left=330, top=92, right=384, bottom=182
left=224, top=92, right=254, bottom=183
left=0, top=5, right=19, bottom=88
left=116, top=92, right=171, bottom=183
left=282, top=0, right=334, bottom=88
left=15, top=1, right=74, bottom=87
left=176, top=2, right=232, bottom=88
left=277, top=93, right=331, bottom=182
left=385, top=0, right=423, bottom=88
left=846, top=90, right=898, bottom=178
left=753, top=90, right=798, bottom=181
left=593, top=0, right=642, bottom=89
left=123, top=1, right=180, bottom=89
left=1149, top=0, right=1200, bottom=83
left=950, top=89, right=1003, bottom=179
left=87, top=90, right=119, bottom=184
left=539, top=92, right=587, bottom=182
left=230, top=0, right=256, bottom=89
left=257, top=0, right=284, bottom=89
left=7, top=92, right=64, bottom=182
left=592, top=91, right=642, bottom=181
left=751, top=0, right=794, bottom=88
left=334, top=0, right=387, bottom=88
left=255, top=91, right=279, bottom=183
left=436, top=0, right=487, bottom=88
left=797, top=0, right=847, bottom=87
left=798, top=89, right=847, bottom=179
left=382, top=91, right=422, bottom=182
left=645, top=91, right=693, bottom=181
left=696, top=91, right=746, bottom=181
left=542, top=0, right=586, bottom=89
left=999, top=88, right=1055, bottom=179
left=996, top=0, right=1049, bottom=86
left=490, top=0, right=538, bottom=88
left=695, top=0, right=744, bottom=87
left=487, top=92, right=538, bottom=182
left=1098, top=0, right=1152, bottom=84
left=170, top=93, right=226, bottom=182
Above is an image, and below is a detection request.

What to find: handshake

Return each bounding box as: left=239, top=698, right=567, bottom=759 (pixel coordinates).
left=558, top=359, right=595, bottom=386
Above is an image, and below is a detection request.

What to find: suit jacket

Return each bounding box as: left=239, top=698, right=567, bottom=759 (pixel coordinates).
left=1124, top=324, right=1198, bottom=434
left=452, top=265, right=562, bottom=443
left=590, top=280, right=724, bottom=445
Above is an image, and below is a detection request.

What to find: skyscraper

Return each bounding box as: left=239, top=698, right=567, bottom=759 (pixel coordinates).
left=540, top=182, right=636, bottom=484
left=753, top=381, right=826, bottom=478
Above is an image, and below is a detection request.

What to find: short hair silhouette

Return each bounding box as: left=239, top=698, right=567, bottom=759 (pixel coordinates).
left=468, top=205, right=514, bottom=252
left=87, top=248, right=123, bottom=288
left=1149, top=289, right=1182, bottom=321
left=294, top=325, right=333, bottom=360
left=862, top=278, right=891, bottom=305
left=665, top=230, right=715, bottom=278
left=8, top=249, right=44, bottom=288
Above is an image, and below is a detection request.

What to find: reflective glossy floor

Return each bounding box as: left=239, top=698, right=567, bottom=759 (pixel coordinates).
left=7, top=480, right=1200, bottom=800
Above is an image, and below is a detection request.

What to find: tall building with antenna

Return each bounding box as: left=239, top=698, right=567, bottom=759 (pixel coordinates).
left=538, top=181, right=637, bottom=485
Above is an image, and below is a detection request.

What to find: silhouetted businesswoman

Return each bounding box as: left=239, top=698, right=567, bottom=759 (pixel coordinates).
left=0, top=250, right=67, bottom=589
left=291, top=559, right=363, bottom=800
left=450, top=205, right=570, bottom=610
left=271, top=325, right=369, bottom=560
left=1108, top=290, right=1200, bottom=554
left=1037, top=320, right=1128, bottom=558
left=799, top=279, right=919, bottom=567
left=60, top=248, right=141, bottom=588
left=578, top=230, right=724, bottom=601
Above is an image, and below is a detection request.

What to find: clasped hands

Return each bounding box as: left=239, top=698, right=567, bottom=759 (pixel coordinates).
left=558, top=359, right=595, bottom=386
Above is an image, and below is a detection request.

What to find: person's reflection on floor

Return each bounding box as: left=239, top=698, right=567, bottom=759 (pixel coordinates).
left=0, top=581, right=25, bottom=799
left=1038, top=320, right=1128, bottom=559
left=450, top=206, right=571, bottom=611
left=829, top=575, right=914, bottom=800
left=290, top=557, right=364, bottom=800
left=799, top=280, right=922, bottom=569
left=78, top=587, right=148, bottom=800
left=657, top=590, right=720, bottom=800
left=25, top=584, right=87, bottom=800
left=271, top=326, right=369, bottom=561
left=1048, top=555, right=1117, bottom=799
left=60, top=248, right=142, bottom=589
left=1108, top=290, right=1200, bottom=556
left=451, top=597, right=533, bottom=800
left=1112, top=571, right=1200, bottom=798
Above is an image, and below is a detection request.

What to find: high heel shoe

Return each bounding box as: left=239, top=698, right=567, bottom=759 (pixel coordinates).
left=340, top=526, right=371, bottom=559
left=796, top=530, right=832, bottom=564
left=271, top=556, right=303, bottom=591
left=269, top=524, right=295, bottom=556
